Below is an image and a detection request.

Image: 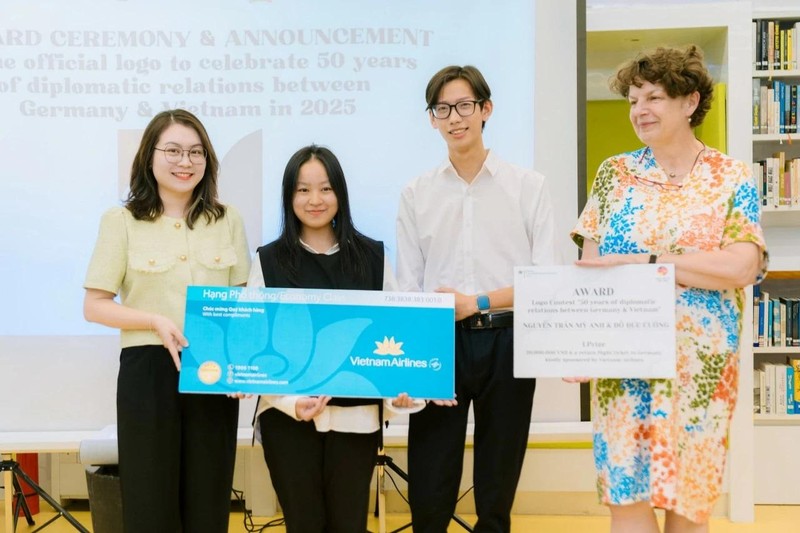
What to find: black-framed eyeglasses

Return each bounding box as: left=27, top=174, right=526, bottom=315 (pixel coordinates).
left=429, top=100, right=483, bottom=119
left=632, top=175, right=683, bottom=191
left=155, top=144, right=207, bottom=164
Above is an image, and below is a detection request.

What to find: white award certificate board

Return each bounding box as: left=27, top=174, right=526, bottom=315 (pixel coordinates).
left=514, top=264, right=676, bottom=378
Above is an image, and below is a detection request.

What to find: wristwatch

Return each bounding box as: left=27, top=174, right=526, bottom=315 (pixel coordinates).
left=476, top=294, right=490, bottom=312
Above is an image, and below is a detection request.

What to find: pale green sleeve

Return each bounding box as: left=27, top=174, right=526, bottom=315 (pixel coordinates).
left=84, top=207, right=128, bottom=294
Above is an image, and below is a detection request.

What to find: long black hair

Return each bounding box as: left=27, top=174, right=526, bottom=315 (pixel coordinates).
left=274, top=145, right=372, bottom=282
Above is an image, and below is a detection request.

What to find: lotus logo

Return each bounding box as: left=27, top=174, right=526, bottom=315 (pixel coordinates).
left=373, top=336, right=404, bottom=356
left=429, top=358, right=442, bottom=371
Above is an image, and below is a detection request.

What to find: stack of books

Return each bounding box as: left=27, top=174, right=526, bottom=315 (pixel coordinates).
left=754, top=359, right=800, bottom=415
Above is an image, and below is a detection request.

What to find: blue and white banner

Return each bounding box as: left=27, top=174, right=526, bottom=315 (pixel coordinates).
left=179, top=286, right=455, bottom=399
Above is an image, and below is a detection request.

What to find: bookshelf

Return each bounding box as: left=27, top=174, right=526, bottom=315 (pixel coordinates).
left=751, top=6, right=800, bottom=505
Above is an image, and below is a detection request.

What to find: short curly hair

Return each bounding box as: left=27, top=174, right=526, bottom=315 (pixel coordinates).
left=610, top=44, right=714, bottom=127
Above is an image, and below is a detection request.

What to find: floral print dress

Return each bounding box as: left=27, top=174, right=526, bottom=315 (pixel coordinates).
left=571, top=146, right=767, bottom=522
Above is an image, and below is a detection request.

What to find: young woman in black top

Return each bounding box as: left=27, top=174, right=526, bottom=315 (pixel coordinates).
left=247, top=145, right=422, bottom=533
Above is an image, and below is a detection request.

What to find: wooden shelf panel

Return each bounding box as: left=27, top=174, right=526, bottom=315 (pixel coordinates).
left=754, top=415, right=800, bottom=426
left=752, top=69, right=800, bottom=78
left=753, top=346, right=800, bottom=353
left=753, top=134, right=799, bottom=142
left=760, top=271, right=800, bottom=280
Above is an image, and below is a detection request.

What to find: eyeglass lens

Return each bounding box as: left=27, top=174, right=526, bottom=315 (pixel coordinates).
left=432, top=101, right=479, bottom=119
left=161, top=144, right=206, bottom=164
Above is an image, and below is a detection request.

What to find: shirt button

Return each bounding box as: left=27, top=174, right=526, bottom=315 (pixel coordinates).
left=179, top=255, right=187, bottom=261
left=148, top=259, right=156, bottom=265
left=214, top=256, right=221, bottom=263
left=174, top=222, right=182, bottom=229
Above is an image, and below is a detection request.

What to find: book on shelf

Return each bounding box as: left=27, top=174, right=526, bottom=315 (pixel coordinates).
left=767, top=298, right=774, bottom=347
left=790, top=358, right=800, bottom=413
left=753, top=78, right=761, bottom=134
left=776, top=298, right=786, bottom=347
left=793, top=299, right=800, bottom=347
left=754, top=284, right=761, bottom=347
left=776, top=362, right=788, bottom=415
left=762, top=362, right=776, bottom=414
left=780, top=296, right=794, bottom=346
left=758, top=290, right=768, bottom=346
left=754, top=368, right=763, bottom=414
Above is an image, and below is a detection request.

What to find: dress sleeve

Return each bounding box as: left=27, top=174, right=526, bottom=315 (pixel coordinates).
left=84, top=207, right=128, bottom=294
left=571, top=158, right=615, bottom=249
left=722, top=162, right=769, bottom=282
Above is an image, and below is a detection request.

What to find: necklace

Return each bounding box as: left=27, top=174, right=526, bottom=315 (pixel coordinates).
left=665, top=141, right=706, bottom=180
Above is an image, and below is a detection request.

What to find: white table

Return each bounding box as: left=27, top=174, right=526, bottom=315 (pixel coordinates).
left=1, top=431, right=96, bottom=533
left=1, top=428, right=276, bottom=532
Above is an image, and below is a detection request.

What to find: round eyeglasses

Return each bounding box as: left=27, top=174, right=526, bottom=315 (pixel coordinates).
left=429, top=100, right=483, bottom=119
left=155, top=144, right=207, bottom=164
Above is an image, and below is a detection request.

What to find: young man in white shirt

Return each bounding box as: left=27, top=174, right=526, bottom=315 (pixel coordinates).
left=396, top=65, right=556, bottom=532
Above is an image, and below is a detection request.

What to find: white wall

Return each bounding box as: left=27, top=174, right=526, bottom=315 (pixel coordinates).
left=0, top=0, right=582, bottom=432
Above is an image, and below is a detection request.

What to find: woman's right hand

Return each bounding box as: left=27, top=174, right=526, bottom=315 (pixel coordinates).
left=295, top=396, right=331, bottom=421
left=150, top=314, right=188, bottom=371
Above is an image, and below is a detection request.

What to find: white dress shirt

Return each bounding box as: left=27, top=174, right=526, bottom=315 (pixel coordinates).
left=249, top=240, right=420, bottom=436
left=396, top=150, right=556, bottom=296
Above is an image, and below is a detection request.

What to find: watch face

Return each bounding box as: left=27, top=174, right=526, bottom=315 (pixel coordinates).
left=477, top=294, right=490, bottom=311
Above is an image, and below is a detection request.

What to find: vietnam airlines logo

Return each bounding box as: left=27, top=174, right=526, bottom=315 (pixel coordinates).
left=373, top=336, right=404, bottom=356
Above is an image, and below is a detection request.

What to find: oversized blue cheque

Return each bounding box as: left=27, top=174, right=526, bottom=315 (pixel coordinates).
left=179, top=286, right=455, bottom=399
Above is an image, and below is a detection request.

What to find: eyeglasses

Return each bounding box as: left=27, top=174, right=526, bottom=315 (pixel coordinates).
left=155, top=144, right=207, bottom=164
left=632, top=175, right=683, bottom=191
left=429, top=100, right=483, bottom=119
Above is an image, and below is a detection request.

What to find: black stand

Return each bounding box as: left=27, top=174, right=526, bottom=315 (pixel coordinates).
left=373, top=449, right=473, bottom=533
left=0, top=459, right=89, bottom=533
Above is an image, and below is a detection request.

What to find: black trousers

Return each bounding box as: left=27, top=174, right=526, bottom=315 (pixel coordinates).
left=258, top=408, right=380, bottom=533
left=408, top=327, right=536, bottom=533
left=117, top=345, right=239, bottom=533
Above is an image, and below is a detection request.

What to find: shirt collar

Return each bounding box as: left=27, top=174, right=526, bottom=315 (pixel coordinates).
left=298, top=238, right=339, bottom=255
left=440, top=148, right=497, bottom=182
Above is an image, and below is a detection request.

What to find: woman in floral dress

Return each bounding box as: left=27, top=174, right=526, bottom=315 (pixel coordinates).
left=571, top=45, right=767, bottom=532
